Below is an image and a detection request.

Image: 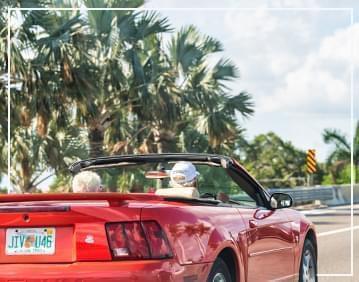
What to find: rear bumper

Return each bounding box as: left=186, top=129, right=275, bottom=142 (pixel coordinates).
left=0, top=260, right=212, bottom=281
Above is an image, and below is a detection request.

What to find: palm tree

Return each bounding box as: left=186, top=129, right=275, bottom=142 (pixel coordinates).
left=6, top=1, right=256, bottom=192
left=0, top=89, right=7, bottom=179
left=0, top=1, right=14, bottom=180
left=6, top=1, right=92, bottom=191
left=323, top=121, right=359, bottom=183
left=70, top=6, right=172, bottom=157
left=116, top=25, right=254, bottom=155
left=168, top=26, right=254, bottom=153
left=11, top=121, right=88, bottom=192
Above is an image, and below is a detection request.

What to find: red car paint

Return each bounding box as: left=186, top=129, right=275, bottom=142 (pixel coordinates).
left=0, top=155, right=316, bottom=282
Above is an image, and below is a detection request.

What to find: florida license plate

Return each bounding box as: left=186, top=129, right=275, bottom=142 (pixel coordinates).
left=5, top=227, right=56, bottom=255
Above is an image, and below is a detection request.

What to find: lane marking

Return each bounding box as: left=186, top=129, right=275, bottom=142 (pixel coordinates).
left=300, top=204, right=359, bottom=215
left=300, top=209, right=337, bottom=215
left=317, top=225, right=359, bottom=237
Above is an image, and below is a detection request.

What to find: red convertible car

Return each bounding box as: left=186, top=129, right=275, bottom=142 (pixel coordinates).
left=0, top=154, right=317, bottom=282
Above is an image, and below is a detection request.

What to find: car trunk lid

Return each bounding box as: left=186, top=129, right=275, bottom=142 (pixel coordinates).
left=0, top=193, right=163, bottom=263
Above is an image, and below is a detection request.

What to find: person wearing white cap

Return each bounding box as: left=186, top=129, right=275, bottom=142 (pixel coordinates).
left=169, top=161, right=200, bottom=198
left=169, top=162, right=229, bottom=202
left=155, top=161, right=200, bottom=198
left=170, top=161, right=199, bottom=189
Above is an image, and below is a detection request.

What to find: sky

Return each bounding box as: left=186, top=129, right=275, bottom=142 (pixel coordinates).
left=2, top=0, right=359, bottom=190
left=143, top=0, right=359, bottom=162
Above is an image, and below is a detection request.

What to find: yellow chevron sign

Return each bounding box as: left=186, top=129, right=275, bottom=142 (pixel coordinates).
left=306, top=149, right=317, bottom=174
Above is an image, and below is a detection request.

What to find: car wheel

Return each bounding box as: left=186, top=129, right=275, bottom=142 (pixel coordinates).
left=207, top=257, right=232, bottom=282
left=299, top=240, right=317, bottom=282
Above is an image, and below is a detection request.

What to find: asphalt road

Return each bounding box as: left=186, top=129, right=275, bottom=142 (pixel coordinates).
left=301, top=204, right=359, bottom=282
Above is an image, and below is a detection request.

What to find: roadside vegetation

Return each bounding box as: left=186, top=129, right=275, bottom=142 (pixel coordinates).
left=0, top=0, right=357, bottom=192
left=322, top=123, right=359, bottom=185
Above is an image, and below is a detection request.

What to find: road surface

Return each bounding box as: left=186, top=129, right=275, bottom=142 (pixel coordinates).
left=301, top=204, right=359, bottom=281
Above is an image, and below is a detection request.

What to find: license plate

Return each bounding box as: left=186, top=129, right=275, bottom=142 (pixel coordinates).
left=5, top=227, right=56, bottom=255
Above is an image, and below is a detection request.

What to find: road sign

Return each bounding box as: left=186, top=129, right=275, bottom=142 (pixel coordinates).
left=306, top=149, right=317, bottom=174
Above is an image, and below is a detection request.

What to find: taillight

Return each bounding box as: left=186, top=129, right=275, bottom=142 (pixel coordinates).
left=142, top=221, right=172, bottom=258
left=106, top=221, right=172, bottom=260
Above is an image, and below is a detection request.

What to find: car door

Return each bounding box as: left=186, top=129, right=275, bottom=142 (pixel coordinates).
left=239, top=206, right=296, bottom=282
left=228, top=159, right=296, bottom=281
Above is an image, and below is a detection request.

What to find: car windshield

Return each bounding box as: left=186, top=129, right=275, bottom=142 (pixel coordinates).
left=81, top=161, right=256, bottom=206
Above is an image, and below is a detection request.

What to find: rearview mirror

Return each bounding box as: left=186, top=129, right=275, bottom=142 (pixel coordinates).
left=270, top=193, right=293, bottom=209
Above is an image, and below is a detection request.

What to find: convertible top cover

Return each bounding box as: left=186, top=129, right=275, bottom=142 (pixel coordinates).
left=69, top=153, right=233, bottom=174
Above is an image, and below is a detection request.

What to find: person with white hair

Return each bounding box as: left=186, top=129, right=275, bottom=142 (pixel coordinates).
left=72, top=171, right=103, bottom=193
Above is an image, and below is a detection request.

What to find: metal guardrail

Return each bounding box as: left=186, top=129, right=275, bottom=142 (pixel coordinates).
left=235, top=185, right=358, bottom=206
left=268, top=186, right=334, bottom=205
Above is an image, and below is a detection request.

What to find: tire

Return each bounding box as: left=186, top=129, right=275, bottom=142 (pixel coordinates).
left=299, top=239, right=318, bottom=282
left=207, top=257, right=232, bottom=282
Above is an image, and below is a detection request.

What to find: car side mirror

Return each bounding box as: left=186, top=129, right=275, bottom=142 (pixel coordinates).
left=270, top=193, right=293, bottom=209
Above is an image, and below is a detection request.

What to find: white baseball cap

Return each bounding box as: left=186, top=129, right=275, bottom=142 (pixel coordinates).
left=170, top=161, right=199, bottom=185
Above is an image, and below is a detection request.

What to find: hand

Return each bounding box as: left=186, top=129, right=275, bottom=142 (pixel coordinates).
left=217, top=192, right=229, bottom=203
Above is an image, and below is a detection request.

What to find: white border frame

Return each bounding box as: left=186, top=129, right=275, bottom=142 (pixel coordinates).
left=7, top=6, right=355, bottom=277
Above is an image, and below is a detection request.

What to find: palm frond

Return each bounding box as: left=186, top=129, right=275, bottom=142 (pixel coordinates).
left=134, top=11, right=172, bottom=38
left=323, top=129, right=351, bottom=152
left=222, top=92, right=254, bottom=118
left=201, top=35, right=223, bottom=53
left=168, top=25, right=203, bottom=73
left=212, top=58, right=239, bottom=81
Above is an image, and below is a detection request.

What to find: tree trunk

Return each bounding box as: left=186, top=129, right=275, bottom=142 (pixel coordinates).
left=20, top=158, right=32, bottom=193
left=153, top=126, right=163, bottom=154
left=152, top=126, right=163, bottom=189
left=107, top=174, right=118, bottom=193
left=88, top=112, right=112, bottom=158
left=157, top=140, right=163, bottom=154
left=36, top=112, right=48, bottom=138
left=88, top=126, right=104, bottom=158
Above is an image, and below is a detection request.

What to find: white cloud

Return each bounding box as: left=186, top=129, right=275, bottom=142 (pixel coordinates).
left=270, top=52, right=301, bottom=75
left=319, top=24, right=359, bottom=64
left=144, top=0, right=321, bottom=9
left=224, top=9, right=279, bottom=39
left=269, top=0, right=320, bottom=8
left=144, top=0, right=357, bottom=160
left=258, top=23, right=359, bottom=114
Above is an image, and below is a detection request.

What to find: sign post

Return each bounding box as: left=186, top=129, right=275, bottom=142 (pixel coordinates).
left=306, top=149, right=317, bottom=186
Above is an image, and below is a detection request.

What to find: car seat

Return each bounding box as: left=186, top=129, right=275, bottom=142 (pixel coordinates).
left=155, top=187, right=200, bottom=198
